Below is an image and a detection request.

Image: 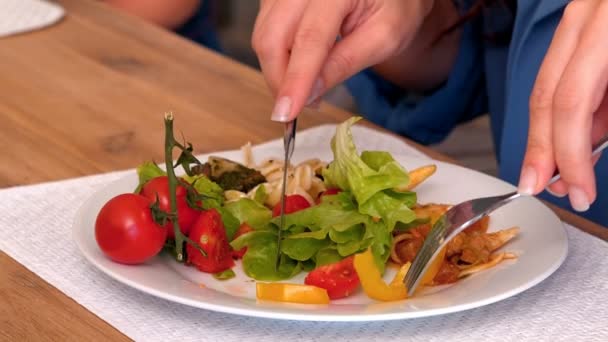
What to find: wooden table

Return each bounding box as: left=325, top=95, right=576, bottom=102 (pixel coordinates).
left=0, top=1, right=605, bottom=340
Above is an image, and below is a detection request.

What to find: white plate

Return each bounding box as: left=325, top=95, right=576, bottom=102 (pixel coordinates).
left=73, top=147, right=568, bottom=322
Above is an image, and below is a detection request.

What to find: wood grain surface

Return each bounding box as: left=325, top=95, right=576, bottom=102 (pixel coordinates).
left=0, top=0, right=605, bottom=340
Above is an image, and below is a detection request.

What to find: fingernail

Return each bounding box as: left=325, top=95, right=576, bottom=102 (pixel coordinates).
left=568, top=186, right=590, bottom=212
left=517, top=166, right=537, bottom=195
left=306, top=78, right=324, bottom=106
left=271, top=96, right=292, bottom=122
left=546, top=187, right=567, bottom=198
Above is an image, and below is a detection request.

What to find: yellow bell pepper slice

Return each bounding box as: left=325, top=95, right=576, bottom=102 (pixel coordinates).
left=419, top=246, right=446, bottom=286
left=353, top=249, right=410, bottom=301
left=256, top=282, right=330, bottom=304
left=390, top=262, right=412, bottom=287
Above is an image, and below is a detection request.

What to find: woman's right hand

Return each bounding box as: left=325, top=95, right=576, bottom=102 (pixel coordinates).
left=252, top=0, right=435, bottom=122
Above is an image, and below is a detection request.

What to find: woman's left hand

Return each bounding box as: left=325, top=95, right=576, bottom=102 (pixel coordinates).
left=520, top=0, right=608, bottom=211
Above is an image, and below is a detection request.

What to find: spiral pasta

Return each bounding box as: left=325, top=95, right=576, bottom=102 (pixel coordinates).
left=225, top=143, right=328, bottom=207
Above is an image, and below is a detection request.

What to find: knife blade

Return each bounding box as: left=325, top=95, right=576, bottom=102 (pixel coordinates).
left=277, top=118, right=297, bottom=269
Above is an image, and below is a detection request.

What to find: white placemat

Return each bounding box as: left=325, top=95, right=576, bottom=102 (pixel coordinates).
left=0, top=0, right=65, bottom=38
left=1, top=125, right=607, bottom=341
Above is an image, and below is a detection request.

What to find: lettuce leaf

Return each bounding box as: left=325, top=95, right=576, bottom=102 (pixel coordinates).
left=322, top=117, right=409, bottom=205
left=223, top=117, right=419, bottom=279
left=182, top=174, right=225, bottom=209
left=253, top=184, right=268, bottom=205
left=135, top=161, right=166, bottom=193
left=281, top=238, right=329, bottom=261
left=322, top=117, right=416, bottom=231
left=225, top=198, right=272, bottom=230
left=314, top=246, right=343, bottom=266
left=231, top=230, right=301, bottom=281
left=182, top=174, right=241, bottom=238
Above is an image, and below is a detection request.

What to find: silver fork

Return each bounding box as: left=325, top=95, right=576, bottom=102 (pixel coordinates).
left=404, top=134, right=608, bottom=296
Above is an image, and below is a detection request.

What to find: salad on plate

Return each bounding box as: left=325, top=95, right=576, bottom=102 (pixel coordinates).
left=94, top=114, right=519, bottom=304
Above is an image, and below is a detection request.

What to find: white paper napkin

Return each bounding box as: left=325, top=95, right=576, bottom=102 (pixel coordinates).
left=0, top=0, right=65, bottom=38
left=1, top=125, right=606, bottom=342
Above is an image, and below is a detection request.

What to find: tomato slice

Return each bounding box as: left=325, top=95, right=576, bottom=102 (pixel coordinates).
left=304, top=256, right=360, bottom=299
left=186, top=209, right=234, bottom=273
left=272, top=194, right=311, bottom=217
left=140, top=176, right=200, bottom=238
left=231, top=223, right=254, bottom=259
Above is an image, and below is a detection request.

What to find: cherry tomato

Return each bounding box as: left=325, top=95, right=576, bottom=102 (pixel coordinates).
left=186, top=209, right=234, bottom=273
left=140, top=176, right=200, bottom=238
left=272, top=194, right=311, bottom=217
left=232, top=223, right=254, bottom=259
left=95, top=193, right=167, bottom=264
left=316, top=188, right=341, bottom=204
left=304, top=256, right=360, bottom=299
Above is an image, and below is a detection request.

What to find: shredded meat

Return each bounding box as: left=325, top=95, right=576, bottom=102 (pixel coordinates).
left=432, top=262, right=460, bottom=284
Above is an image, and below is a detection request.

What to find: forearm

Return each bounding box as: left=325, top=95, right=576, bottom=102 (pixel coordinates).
left=372, top=0, right=461, bottom=92
left=104, top=0, right=201, bottom=30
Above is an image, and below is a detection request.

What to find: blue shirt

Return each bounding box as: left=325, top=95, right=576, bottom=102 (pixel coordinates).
left=346, top=0, right=607, bottom=226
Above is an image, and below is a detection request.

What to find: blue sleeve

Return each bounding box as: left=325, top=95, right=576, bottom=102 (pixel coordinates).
left=176, top=1, right=222, bottom=53
left=345, top=21, right=487, bottom=145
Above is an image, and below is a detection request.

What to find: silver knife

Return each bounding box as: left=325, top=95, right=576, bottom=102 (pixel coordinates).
left=277, top=118, right=297, bottom=269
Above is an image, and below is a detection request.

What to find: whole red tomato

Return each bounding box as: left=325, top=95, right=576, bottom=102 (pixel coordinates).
left=140, top=176, right=200, bottom=238
left=272, top=194, right=311, bottom=217
left=304, top=256, right=360, bottom=299
left=231, top=223, right=254, bottom=259
left=95, top=193, right=167, bottom=264
left=186, top=208, right=235, bottom=273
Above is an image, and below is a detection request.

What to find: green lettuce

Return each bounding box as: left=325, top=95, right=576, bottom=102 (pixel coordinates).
left=182, top=174, right=224, bottom=209
left=224, top=117, right=420, bottom=279
left=134, top=161, right=166, bottom=192
left=182, top=174, right=240, bottom=239
left=322, top=117, right=416, bottom=231
left=225, top=198, right=272, bottom=230
left=253, top=184, right=268, bottom=205
left=231, top=230, right=300, bottom=281
left=323, top=117, right=410, bottom=205
left=281, top=238, right=329, bottom=261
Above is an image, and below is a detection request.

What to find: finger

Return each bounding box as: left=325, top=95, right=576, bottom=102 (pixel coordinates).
left=252, top=0, right=308, bottom=95
left=319, top=12, right=421, bottom=92
left=592, top=88, right=608, bottom=142
left=519, top=0, right=596, bottom=195
left=552, top=0, right=607, bottom=211
left=271, top=0, right=351, bottom=121
left=253, top=0, right=278, bottom=31
left=547, top=180, right=568, bottom=198
left=547, top=150, right=603, bottom=197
